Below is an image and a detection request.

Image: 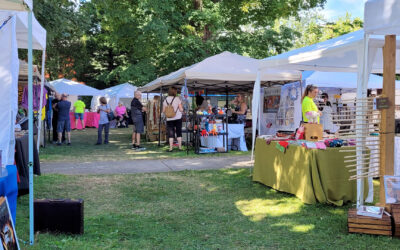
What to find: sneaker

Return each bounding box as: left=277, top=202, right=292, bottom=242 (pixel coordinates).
left=67, top=142, right=71, bottom=146
left=131, top=144, right=138, bottom=149
left=104, top=142, right=109, bottom=145
left=95, top=142, right=102, bottom=145
left=136, top=146, right=146, bottom=151
left=57, top=142, right=62, bottom=146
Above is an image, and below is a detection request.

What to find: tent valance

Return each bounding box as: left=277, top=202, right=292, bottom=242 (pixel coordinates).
left=0, top=0, right=32, bottom=11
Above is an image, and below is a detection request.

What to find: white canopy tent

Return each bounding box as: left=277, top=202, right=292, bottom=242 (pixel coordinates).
left=0, top=0, right=38, bottom=245
left=91, top=83, right=137, bottom=110
left=1, top=11, right=47, bottom=151
left=364, top=0, right=400, bottom=35
left=140, top=51, right=301, bottom=93
left=257, top=29, right=400, bottom=207
left=48, top=78, right=103, bottom=96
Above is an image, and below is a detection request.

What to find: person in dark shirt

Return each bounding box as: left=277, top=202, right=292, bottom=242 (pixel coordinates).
left=131, top=91, right=146, bottom=150
left=55, top=93, right=72, bottom=145
left=51, top=93, right=65, bottom=143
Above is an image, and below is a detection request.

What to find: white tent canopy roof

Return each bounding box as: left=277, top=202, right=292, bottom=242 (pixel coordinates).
left=364, top=0, right=400, bottom=35
left=260, top=29, right=400, bottom=73
left=102, top=83, right=137, bottom=98
left=0, top=0, right=32, bottom=11
left=303, top=71, right=400, bottom=89
left=48, top=78, right=103, bottom=96
left=0, top=11, right=46, bottom=50
left=140, top=51, right=301, bottom=93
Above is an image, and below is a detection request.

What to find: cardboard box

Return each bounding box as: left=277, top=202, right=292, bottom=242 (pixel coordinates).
left=304, top=123, right=323, bottom=141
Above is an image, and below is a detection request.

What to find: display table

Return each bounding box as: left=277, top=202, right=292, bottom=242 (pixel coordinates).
left=15, top=134, right=41, bottom=196
left=69, top=112, right=100, bottom=129
left=200, top=124, right=247, bottom=151
left=0, top=166, right=18, bottom=224
left=253, top=138, right=367, bottom=206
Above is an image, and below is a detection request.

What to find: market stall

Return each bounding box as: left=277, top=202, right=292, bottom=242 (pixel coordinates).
left=256, top=28, right=400, bottom=207
left=0, top=0, right=43, bottom=245
left=140, top=51, right=301, bottom=152
left=48, top=78, right=103, bottom=130
left=91, top=83, right=137, bottom=110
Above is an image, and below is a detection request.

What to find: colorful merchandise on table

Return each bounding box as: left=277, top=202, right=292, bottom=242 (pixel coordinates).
left=305, top=111, right=320, bottom=124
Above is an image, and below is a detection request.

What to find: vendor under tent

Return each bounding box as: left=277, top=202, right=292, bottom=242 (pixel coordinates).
left=1, top=0, right=42, bottom=244
left=91, top=83, right=137, bottom=111
left=140, top=51, right=301, bottom=152
left=256, top=28, right=400, bottom=207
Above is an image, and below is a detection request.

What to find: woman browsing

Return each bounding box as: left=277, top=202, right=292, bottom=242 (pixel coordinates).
left=96, top=97, right=111, bottom=145
left=163, top=87, right=184, bottom=152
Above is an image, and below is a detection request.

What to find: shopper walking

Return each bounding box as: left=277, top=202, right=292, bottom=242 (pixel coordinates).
left=163, top=87, right=183, bottom=152
left=96, top=97, right=111, bottom=145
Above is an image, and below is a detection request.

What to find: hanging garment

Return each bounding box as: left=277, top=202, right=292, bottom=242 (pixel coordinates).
left=21, top=84, right=47, bottom=111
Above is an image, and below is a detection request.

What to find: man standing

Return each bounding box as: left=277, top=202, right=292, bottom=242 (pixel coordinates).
left=73, top=97, right=86, bottom=130
left=51, top=93, right=65, bottom=143
left=55, top=93, right=72, bottom=145
left=131, top=91, right=146, bottom=150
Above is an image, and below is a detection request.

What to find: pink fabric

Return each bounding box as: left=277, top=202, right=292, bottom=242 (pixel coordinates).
left=69, top=112, right=100, bottom=129
left=115, top=106, right=126, bottom=117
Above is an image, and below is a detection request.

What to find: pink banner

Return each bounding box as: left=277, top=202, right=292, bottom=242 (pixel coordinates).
left=69, top=112, right=100, bottom=129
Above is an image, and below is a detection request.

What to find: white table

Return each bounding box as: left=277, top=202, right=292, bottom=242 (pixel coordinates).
left=200, top=124, right=248, bottom=151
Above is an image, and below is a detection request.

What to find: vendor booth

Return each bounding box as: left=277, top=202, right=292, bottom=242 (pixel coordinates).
left=48, top=78, right=103, bottom=129
left=1, top=1, right=45, bottom=244
left=91, top=83, right=137, bottom=110
left=140, top=51, right=301, bottom=153
left=255, top=28, right=400, bottom=208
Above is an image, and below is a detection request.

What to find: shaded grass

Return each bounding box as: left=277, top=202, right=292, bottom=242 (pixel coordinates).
left=40, top=128, right=249, bottom=162
left=16, top=169, right=400, bottom=249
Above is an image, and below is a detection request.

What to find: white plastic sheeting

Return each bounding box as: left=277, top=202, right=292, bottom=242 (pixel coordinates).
left=0, top=16, right=19, bottom=166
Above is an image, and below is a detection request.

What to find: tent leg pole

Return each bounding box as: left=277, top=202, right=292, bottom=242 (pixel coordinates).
left=158, top=87, right=163, bottom=147
left=28, top=10, right=35, bottom=246
left=226, top=86, right=229, bottom=153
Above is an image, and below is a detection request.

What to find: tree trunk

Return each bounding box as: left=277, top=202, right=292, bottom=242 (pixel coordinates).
left=193, top=0, right=202, bottom=10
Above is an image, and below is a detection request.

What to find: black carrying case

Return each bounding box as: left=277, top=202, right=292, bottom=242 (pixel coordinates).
left=34, top=199, right=84, bottom=234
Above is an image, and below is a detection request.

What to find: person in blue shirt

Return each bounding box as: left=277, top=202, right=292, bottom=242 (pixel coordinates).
left=55, top=93, right=72, bottom=145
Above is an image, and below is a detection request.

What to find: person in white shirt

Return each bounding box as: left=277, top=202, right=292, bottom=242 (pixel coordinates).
left=163, top=87, right=183, bottom=152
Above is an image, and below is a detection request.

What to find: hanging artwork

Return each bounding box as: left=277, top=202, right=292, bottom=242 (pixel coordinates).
left=263, top=86, right=281, bottom=113
left=0, top=197, right=19, bottom=250
left=276, top=81, right=302, bottom=131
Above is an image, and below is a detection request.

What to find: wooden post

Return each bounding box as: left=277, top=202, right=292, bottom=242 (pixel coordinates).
left=379, top=35, right=396, bottom=208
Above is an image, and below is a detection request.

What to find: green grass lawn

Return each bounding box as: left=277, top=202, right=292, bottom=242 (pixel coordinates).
left=16, top=170, right=400, bottom=249
left=40, top=128, right=249, bottom=162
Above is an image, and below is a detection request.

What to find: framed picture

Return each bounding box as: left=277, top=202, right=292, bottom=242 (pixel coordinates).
left=263, top=87, right=281, bottom=113
left=384, top=175, right=400, bottom=204
left=0, top=197, right=19, bottom=250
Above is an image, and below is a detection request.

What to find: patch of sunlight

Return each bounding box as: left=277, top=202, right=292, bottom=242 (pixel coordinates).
left=235, top=198, right=302, bottom=222
left=207, top=187, right=218, bottom=192
left=231, top=160, right=252, bottom=168
left=224, top=169, right=246, bottom=175
left=329, top=209, right=345, bottom=215
left=109, top=140, right=121, bottom=143
left=125, top=150, right=159, bottom=155
left=291, top=224, right=315, bottom=233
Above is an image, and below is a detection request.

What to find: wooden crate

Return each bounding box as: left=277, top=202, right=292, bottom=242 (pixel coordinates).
left=392, top=204, right=400, bottom=237
left=348, top=208, right=392, bottom=236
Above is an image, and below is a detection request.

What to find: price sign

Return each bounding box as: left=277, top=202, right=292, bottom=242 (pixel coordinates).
left=376, top=97, right=390, bottom=109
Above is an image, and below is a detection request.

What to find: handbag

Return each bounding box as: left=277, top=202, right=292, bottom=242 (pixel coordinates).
left=106, top=105, right=115, bottom=121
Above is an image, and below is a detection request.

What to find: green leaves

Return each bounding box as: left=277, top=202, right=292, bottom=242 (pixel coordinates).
left=33, top=0, right=326, bottom=88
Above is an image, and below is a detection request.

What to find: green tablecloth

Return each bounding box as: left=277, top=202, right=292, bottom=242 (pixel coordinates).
left=253, top=138, right=367, bottom=206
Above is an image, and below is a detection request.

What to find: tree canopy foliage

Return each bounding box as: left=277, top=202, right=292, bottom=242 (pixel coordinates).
left=33, top=0, right=347, bottom=89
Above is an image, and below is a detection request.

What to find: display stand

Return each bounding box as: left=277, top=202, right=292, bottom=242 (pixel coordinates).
left=193, top=113, right=229, bottom=154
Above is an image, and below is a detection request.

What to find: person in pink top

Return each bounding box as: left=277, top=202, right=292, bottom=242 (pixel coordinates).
left=115, top=102, right=128, bottom=127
